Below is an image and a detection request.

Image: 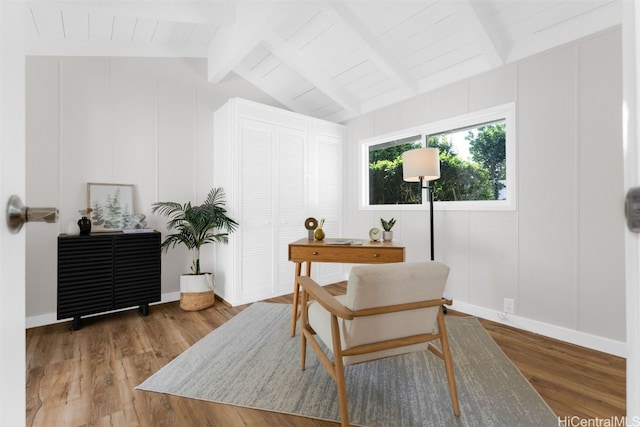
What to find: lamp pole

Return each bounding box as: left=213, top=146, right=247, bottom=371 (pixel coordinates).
left=420, top=176, right=435, bottom=261
left=428, top=182, right=435, bottom=261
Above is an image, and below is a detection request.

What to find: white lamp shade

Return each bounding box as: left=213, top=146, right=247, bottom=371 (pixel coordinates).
left=402, top=147, right=440, bottom=182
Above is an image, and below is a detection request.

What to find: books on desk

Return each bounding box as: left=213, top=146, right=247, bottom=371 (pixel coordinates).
left=325, top=240, right=363, bottom=245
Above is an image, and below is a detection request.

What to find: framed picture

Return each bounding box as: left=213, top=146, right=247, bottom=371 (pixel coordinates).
left=87, top=183, right=134, bottom=232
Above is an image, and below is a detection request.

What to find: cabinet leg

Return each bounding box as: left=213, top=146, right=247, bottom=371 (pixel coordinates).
left=72, top=316, right=82, bottom=331
left=139, top=304, right=150, bottom=316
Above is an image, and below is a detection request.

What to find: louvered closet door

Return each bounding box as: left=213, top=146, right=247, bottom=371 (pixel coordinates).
left=314, top=132, right=344, bottom=285
left=238, top=118, right=275, bottom=302
left=275, top=126, right=306, bottom=294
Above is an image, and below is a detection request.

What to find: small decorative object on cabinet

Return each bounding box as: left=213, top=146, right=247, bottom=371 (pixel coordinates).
left=66, top=222, right=80, bottom=236
left=152, top=187, right=238, bottom=311
left=77, top=208, right=92, bottom=235
left=381, top=217, right=396, bottom=241
left=57, top=231, right=161, bottom=330
left=123, top=213, right=148, bottom=230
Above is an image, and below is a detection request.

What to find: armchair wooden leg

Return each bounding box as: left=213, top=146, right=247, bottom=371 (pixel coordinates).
left=437, top=309, right=461, bottom=416
left=331, top=315, right=350, bottom=427
left=300, top=289, right=308, bottom=371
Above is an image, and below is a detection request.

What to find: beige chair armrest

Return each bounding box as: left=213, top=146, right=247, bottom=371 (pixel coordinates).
left=354, top=298, right=451, bottom=317
left=296, top=276, right=354, bottom=320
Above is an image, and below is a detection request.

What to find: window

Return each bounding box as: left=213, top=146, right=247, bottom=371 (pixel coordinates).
left=368, top=134, right=422, bottom=205
left=361, top=103, right=515, bottom=210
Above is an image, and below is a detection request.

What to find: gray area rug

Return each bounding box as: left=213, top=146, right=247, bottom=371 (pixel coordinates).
left=137, top=302, right=558, bottom=426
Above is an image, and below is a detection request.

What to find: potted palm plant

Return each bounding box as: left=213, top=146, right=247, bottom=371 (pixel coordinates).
left=152, top=187, right=238, bottom=311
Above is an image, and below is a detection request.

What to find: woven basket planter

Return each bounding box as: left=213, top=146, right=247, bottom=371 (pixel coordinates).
left=180, top=273, right=215, bottom=311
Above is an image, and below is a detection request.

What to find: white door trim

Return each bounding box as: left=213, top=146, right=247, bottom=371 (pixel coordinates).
left=0, top=2, right=26, bottom=426
left=622, top=1, right=640, bottom=420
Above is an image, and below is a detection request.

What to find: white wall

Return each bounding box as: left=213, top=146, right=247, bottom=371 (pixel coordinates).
left=25, top=57, right=284, bottom=324
left=344, top=28, right=626, bottom=356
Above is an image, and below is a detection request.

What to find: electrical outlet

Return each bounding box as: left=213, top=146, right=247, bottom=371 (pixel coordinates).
left=504, top=298, right=515, bottom=314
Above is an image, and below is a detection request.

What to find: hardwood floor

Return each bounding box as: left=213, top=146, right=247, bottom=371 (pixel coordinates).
left=26, top=283, right=625, bottom=426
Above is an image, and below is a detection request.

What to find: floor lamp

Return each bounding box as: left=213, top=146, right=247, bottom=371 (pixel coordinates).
left=402, top=147, right=441, bottom=261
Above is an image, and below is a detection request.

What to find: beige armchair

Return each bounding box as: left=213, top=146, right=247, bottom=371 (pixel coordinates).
left=298, top=261, right=460, bottom=427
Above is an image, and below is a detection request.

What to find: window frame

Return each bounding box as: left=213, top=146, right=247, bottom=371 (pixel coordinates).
left=360, top=103, right=516, bottom=211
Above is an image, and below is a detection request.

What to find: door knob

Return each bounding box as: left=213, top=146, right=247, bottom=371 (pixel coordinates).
left=6, top=195, right=58, bottom=234
left=626, top=187, right=640, bottom=232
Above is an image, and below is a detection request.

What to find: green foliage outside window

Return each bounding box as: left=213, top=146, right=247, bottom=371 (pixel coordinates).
left=368, top=121, right=506, bottom=205
left=468, top=123, right=506, bottom=200
left=369, top=138, right=422, bottom=205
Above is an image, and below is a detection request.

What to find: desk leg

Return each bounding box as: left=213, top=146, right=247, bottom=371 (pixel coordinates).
left=291, top=262, right=302, bottom=336
left=291, top=261, right=312, bottom=337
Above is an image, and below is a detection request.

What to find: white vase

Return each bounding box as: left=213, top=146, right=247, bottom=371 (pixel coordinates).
left=383, top=231, right=393, bottom=241
left=66, top=222, right=80, bottom=236
left=179, top=273, right=215, bottom=311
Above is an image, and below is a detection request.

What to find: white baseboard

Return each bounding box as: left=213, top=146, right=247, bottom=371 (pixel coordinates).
left=451, top=300, right=626, bottom=358
left=25, top=292, right=181, bottom=329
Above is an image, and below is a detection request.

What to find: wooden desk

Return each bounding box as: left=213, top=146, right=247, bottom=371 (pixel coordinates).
left=288, top=238, right=405, bottom=336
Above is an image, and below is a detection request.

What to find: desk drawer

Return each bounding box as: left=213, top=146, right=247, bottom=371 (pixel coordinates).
left=289, top=245, right=404, bottom=264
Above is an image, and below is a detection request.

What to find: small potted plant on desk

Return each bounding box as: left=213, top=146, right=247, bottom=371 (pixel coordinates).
left=381, top=217, right=396, bottom=241
left=152, top=187, right=238, bottom=311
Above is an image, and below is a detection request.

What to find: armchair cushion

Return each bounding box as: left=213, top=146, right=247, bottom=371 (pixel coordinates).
left=307, top=261, right=450, bottom=365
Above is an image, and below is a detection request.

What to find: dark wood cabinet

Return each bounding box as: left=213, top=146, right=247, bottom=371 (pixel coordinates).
left=57, top=231, right=161, bottom=329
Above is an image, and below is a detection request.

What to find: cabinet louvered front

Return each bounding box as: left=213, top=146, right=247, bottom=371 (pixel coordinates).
left=114, top=233, right=161, bottom=310
left=57, top=232, right=161, bottom=329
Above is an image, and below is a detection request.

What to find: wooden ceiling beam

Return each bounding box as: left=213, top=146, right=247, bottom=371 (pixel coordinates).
left=454, top=0, right=505, bottom=68
left=207, top=2, right=296, bottom=84
left=324, top=1, right=418, bottom=98
left=263, top=33, right=361, bottom=116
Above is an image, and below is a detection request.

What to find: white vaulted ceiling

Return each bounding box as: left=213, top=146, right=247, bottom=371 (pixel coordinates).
left=26, top=0, right=622, bottom=123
